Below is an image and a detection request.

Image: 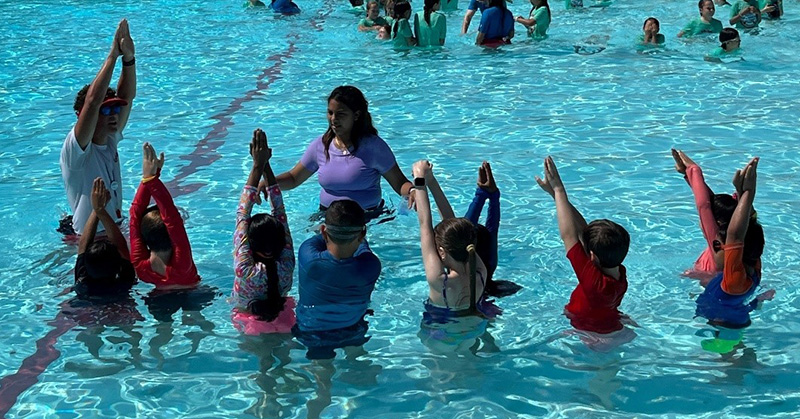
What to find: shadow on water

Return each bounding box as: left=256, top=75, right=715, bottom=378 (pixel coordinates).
left=142, top=285, right=222, bottom=368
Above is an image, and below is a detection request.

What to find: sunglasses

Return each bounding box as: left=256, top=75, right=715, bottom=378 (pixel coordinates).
left=99, top=105, right=122, bottom=116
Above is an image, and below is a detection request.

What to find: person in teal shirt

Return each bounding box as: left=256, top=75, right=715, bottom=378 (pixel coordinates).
left=515, top=0, right=551, bottom=40
left=392, top=1, right=417, bottom=48
left=706, top=27, right=742, bottom=61
left=359, top=1, right=390, bottom=31
left=639, top=17, right=665, bottom=46
left=679, top=0, right=724, bottom=38
left=729, top=0, right=761, bottom=30
left=414, top=0, right=447, bottom=47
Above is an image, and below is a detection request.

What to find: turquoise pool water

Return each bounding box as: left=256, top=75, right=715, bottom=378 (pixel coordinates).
left=2, top=0, right=800, bottom=417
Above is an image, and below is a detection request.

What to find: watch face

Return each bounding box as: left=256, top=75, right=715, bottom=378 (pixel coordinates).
left=414, top=177, right=426, bottom=186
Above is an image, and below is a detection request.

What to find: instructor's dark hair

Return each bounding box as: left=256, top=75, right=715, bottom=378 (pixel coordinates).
left=321, top=86, right=378, bottom=161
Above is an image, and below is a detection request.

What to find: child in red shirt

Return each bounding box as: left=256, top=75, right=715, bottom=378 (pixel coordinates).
left=130, top=142, right=200, bottom=289
left=536, top=156, right=633, bottom=341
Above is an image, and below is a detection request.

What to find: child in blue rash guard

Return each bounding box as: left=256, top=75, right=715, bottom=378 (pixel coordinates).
left=695, top=158, right=775, bottom=330
left=293, top=200, right=381, bottom=359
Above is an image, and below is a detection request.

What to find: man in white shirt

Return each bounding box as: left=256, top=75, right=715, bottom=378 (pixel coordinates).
left=60, top=19, right=136, bottom=235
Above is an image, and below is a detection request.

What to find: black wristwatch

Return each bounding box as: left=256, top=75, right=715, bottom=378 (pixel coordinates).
left=414, top=177, right=426, bottom=188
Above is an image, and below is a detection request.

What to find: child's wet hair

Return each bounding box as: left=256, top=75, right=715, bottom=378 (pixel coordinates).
left=79, top=240, right=134, bottom=297
left=434, top=218, right=477, bottom=263
left=643, top=17, right=660, bottom=31
left=140, top=205, right=173, bottom=253
left=84, top=240, right=122, bottom=281
left=475, top=224, right=495, bottom=281
left=583, top=219, right=630, bottom=268
left=349, top=0, right=365, bottom=6
left=248, top=213, right=286, bottom=262
left=711, top=194, right=737, bottom=226
left=719, top=27, right=739, bottom=45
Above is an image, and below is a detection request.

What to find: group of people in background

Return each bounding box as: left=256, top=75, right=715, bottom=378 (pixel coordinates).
left=60, top=16, right=775, bottom=359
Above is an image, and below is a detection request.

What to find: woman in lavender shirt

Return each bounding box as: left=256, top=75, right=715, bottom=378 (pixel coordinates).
left=276, top=86, right=414, bottom=218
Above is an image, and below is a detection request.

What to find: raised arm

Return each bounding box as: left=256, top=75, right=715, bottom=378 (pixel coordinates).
left=88, top=178, right=130, bottom=259
left=425, top=166, right=456, bottom=220
left=536, top=156, right=587, bottom=251
left=727, top=158, right=758, bottom=244
left=74, top=21, right=123, bottom=150
left=116, top=19, right=136, bottom=133
left=413, top=160, right=445, bottom=283
left=673, top=149, right=719, bottom=250
left=78, top=180, right=106, bottom=255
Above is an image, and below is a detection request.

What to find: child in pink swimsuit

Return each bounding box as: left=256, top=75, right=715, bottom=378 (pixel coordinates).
left=672, top=149, right=738, bottom=281
left=232, top=129, right=296, bottom=335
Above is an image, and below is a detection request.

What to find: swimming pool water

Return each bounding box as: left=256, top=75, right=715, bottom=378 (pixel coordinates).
left=2, top=0, right=800, bottom=417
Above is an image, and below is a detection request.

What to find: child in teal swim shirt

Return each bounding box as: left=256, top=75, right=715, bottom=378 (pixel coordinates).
left=515, top=0, right=551, bottom=40
left=639, top=17, right=665, bottom=46
left=679, top=0, right=724, bottom=38
left=359, top=1, right=390, bottom=31
left=730, top=0, right=761, bottom=30
left=391, top=1, right=416, bottom=47
left=707, top=27, right=742, bottom=60
left=414, top=0, right=447, bottom=47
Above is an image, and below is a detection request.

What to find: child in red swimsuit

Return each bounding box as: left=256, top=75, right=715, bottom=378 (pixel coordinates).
left=537, top=156, right=635, bottom=349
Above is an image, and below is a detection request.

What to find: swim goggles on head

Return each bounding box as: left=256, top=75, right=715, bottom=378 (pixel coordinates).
left=324, top=224, right=366, bottom=241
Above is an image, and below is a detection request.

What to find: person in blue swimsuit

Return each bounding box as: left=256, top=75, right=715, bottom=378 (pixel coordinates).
left=412, top=160, right=503, bottom=324
left=695, top=158, right=774, bottom=349
left=293, top=200, right=381, bottom=359
left=476, top=0, right=514, bottom=46
left=424, top=161, right=522, bottom=298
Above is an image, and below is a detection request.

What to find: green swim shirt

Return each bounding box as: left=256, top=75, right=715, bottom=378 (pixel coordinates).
left=681, top=17, right=723, bottom=36
left=637, top=34, right=665, bottom=45
left=529, top=6, right=550, bottom=39
left=392, top=18, right=414, bottom=48
left=414, top=11, right=446, bottom=47
left=731, top=0, right=761, bottom=29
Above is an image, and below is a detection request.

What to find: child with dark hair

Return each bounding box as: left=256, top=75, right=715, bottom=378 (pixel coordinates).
left=537, top=157, right=634, bottom=349
left=359, top=1, right=390, bottom=31
left=678, top=0, right=723, bottom=38
left=695, top=158, right=774, bottom=331
left=476, top=0, right=514, bottom=46
left=392, top=1, right=417, bottom=47
left=232, top=129, right=296, bottom=335
left=706, top=27, right=742, bottom=60
left=130, top=143, right=199, bottom=289
left=414, top=0, right=446, bottom=47
left=293, top=200, right=381, bottom=359
left=672, top=149, right=740, bottom=280
left=74, top=178, right=136, bottom=299
left=640, top=17, right=665, bottom=45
